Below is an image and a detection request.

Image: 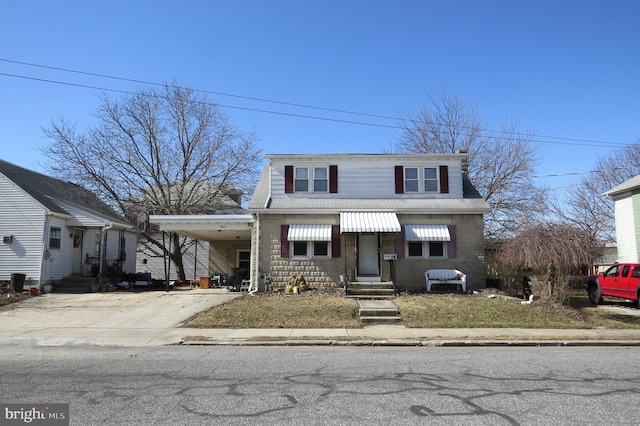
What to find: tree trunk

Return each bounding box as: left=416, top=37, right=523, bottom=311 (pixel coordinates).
left=170, top=233, right=187, bottom=283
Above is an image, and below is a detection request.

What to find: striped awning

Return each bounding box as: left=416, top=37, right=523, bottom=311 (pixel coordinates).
left=287, top=224, right=332, bottom=241
left=405, top=224, right=450, bottom=241
left=340, top=212, right=401, bottom=233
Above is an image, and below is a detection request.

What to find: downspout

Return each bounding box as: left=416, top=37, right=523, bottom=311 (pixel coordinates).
left=249, top=212, right=260, bottom=294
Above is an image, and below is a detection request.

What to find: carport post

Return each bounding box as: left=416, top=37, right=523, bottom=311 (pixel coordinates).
left=162, top=231, right=172, bottom=292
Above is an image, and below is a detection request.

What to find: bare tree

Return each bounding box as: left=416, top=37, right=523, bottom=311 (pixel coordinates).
left=41, top=83, right=262, bottom=281
left=392, top=92, right=546, bottom=240
left=554, top=140, right=640, bottom=245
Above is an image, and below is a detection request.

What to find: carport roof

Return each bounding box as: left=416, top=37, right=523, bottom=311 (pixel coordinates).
left=149, top=214, right=254, bottom=241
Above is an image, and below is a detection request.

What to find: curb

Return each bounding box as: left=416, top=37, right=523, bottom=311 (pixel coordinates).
left=180, top=339, right=640, bottom=347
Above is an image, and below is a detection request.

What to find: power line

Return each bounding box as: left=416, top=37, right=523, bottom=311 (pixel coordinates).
left=0, top=58, right=635, bottom=148
left=0, top=58, right=399, bottom=122
left=0, top=72, right=400, bottom=130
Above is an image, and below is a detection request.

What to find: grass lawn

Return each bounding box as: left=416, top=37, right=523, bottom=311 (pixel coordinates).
left=185, top=292, right=361, bottom=329
left=184, top=290, right=640, bottom=329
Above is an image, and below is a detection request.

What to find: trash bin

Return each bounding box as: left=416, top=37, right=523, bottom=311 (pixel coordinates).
left=10, top=273, right=26, bottom=292
left=199, top=276, right=211, bottom=289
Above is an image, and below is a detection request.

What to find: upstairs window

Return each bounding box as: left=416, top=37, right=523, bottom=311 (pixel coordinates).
left=424, top=167, right=438, bottom=192
left=49, top=227, right=62, bottom=249
left=285, top=165, right=338, bottom=194
left=396, top=165, right=448, bottom=194
left=404, top=167, right=419, bottom=192
left=314, top=167, right=328, bottom=192
left=294, top=167, right=309, bottom=192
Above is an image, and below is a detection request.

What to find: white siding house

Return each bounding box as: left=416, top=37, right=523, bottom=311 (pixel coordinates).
left=0, top=160, right=137, bottom=288
left=603, top=175, right=640, bottom=262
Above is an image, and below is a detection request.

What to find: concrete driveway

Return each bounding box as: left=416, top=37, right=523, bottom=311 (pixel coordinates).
left=0, top=289, right=241, bottom=347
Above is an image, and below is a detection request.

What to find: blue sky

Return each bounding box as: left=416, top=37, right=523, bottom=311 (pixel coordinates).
left=1, top=0, right=638, bottom=196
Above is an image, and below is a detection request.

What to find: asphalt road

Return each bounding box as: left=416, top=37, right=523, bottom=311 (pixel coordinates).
left=1, top=344, right=639, bottom=425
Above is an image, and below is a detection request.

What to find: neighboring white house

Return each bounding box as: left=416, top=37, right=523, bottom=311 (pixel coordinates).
left=603, top=174, right=640, bottom=262
left=0, top=160, right=137, bottom=287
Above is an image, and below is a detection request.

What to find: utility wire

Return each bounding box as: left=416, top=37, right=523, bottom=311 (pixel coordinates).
left=0, top=58, right=398, bottom=122
left=0, top=58, right=635, bottom=148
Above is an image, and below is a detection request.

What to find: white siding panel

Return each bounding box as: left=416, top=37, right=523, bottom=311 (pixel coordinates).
left=634, top=194, right=640, bottom=262
left=614, top=196, right=637, bottom=262
left=136, top=236, right=209, bottom=280
left=0, top=173, right=46, bottom=282
left=41, top=217, right=74, bottom=281
left=270, top=158, right=464, bottom=199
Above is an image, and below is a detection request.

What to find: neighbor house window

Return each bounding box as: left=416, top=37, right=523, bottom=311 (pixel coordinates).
left=424, top=167, right=438, bottom=192
left=294, top=167, right=309, bottom=192
left=49, top=227, right=62, bottom=249
left=404, top=167, right=419, bottom=192
left=313, top=167, right=328, bottom=192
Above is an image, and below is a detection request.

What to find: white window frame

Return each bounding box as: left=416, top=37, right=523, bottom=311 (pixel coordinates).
left=313, top=166, right=329, bottom=192
left=290, top=240, right=331, bottom=258
left=404, top=167, right=419, bottom=192
left=294, top=166, right=309, bottom=192
left=49, top=226, right=62, bottom=249
left=424, top=167, right=438, bottom=192
left=406, top=241, right=448, bottom=259
left=404, top=166, right=441, bottom=193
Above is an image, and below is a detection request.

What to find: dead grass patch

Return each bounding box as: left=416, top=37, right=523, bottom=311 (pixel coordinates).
left=185, top=292, right=361, bottom=329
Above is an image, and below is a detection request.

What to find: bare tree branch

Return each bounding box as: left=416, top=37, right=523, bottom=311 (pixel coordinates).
left=392, top=91, right=546, bottom=239
left=40, top=82, right=262, bottom=281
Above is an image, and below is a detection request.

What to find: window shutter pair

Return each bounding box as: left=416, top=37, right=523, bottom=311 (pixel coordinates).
left=280, top=224, right=341, bottom=258
left=285, top=165, right=338, bottom=193
left=394, top=165, right=449, bottom=194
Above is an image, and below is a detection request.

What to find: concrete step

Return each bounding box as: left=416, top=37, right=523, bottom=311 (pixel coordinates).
left=359, top=308, right=399, bottom=317
left=358, top=300, right=401, bottom=324
left=360, top=315, right=402, bottom=325
left=346, top=281, right=395, bottom=298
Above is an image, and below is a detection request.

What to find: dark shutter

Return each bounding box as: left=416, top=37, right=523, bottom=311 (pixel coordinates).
left=331, top=225, right=341, bottom=257
left=447, top=225, right=456, bottom=259
left=439, top=165, right=449, bottom=194
left=285, top=166, right=294, bottom=194
left=281, top=225, right=290, bottom=258
left=329, top=165, right=338, bottom=193
left=395, top=166, right=404, bottom=194
left=395, top=225, right=405, bottom=258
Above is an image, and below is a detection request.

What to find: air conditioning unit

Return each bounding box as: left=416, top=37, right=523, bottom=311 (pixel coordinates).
left=3, top=235, right=13, bottom=243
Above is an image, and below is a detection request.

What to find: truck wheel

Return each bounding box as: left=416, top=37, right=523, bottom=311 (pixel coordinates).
left=588, top=285, right=601, bottom=305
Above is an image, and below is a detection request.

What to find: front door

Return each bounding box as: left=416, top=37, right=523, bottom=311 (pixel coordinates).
left=358, top=233, right=379, bottom=277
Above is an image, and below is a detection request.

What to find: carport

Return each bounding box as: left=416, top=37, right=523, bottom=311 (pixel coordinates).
left=149, top=214, right=256, bottom=290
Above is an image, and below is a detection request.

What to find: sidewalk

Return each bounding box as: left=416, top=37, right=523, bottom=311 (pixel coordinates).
left=176, top=326, right=640, bottom=346
left=2, top=290, right=640, bottom=347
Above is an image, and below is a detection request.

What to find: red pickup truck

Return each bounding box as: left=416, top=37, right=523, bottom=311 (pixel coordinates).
left=586, top=263, right=640, bottom=305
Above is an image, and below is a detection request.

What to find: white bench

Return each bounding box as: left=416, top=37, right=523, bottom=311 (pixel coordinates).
left=425, top=269, right=467, bottom=293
